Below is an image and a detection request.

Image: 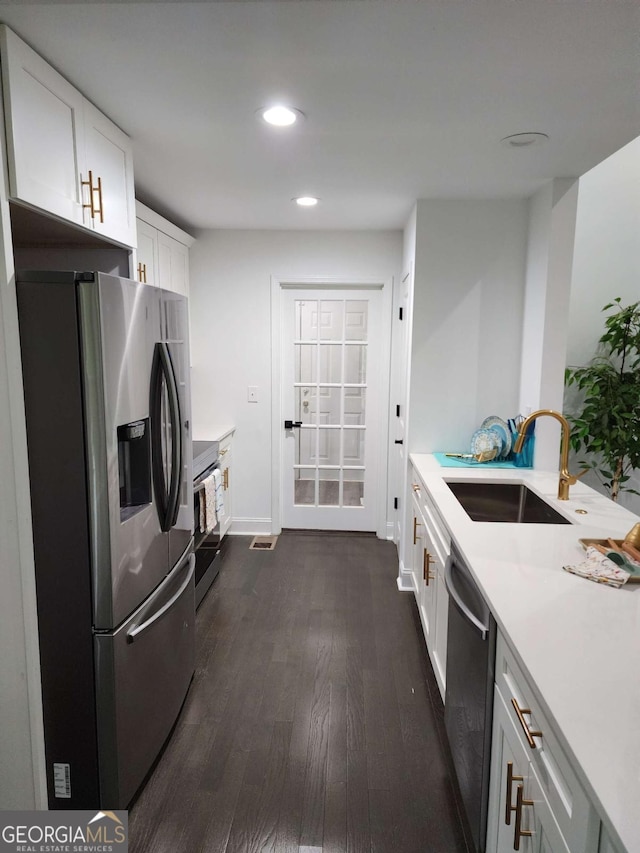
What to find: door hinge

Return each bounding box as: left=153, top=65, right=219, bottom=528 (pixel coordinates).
left=394, top=497, right=399, bottom=510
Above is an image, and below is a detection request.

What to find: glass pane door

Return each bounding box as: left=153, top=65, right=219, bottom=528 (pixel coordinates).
left=293, top=298, right=368, bottom=509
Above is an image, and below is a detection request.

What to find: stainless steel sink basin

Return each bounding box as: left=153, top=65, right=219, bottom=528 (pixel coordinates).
left=446, top=481, right=571, bottom=524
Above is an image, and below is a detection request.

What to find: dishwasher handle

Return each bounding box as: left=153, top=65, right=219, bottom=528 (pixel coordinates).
left=445, top=558, right=490, bottom=640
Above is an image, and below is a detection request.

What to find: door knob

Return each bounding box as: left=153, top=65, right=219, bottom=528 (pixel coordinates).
left=284, top=420, right=303, bottom=429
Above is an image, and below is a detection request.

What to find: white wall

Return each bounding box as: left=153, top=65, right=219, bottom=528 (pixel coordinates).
left=566, top=137, right=640, bottom=512
left=189, top=230, right=402, bottom=532
left=519, top=179, right=579, bottom=471
left=407, top=199, right=529, bottom=453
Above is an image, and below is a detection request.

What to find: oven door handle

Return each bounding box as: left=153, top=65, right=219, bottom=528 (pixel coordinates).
left=444, top=559, right=490, bottom=640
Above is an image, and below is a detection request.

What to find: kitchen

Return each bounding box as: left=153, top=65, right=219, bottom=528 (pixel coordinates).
left=0, top=2, right=639, bottom=852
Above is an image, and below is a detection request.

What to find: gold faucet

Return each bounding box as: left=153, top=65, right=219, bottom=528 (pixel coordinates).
left=513, top=409, right=581, bottom=500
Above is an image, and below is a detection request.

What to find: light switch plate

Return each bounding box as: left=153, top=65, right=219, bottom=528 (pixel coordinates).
left=248, top=386, right=258, bottom=403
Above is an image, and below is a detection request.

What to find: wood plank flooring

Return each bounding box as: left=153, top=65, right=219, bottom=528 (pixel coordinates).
left=129, top=532, right=473, bottom=853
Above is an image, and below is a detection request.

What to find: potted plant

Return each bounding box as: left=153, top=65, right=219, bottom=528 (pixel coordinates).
left=564, top=298, right=640, bottom=502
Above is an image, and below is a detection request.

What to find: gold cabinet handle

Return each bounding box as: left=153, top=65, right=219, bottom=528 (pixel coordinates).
left=505, top=761, right=523, bottom=826
left=81, top=170, right=97, bottom=219
left=413, top=515, right=422, bottom=544
left=81, top=170, right=104, bottom=222
left=137, top=262, right=147, bottom=283
left=423, top=549, right=435, bottom=584
left=223, top=467, right=229, bottom=490
left=95, top=174, right=104, bottom=222
left=511, top=698, right=542, bottom=749
left=513, top=784, right=533, bottom=850
left=412, top=483, right=421, bottom=492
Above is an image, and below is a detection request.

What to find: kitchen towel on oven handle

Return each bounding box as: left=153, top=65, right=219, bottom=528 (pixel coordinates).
left=213, top=467, right=225, bottom=520
left=199, top=472, right=218, bottom=533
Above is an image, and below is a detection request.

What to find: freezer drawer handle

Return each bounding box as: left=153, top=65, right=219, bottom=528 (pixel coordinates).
left=444, top=559, right=490, bottom=640
left=127, top=554, right=195, bottom=643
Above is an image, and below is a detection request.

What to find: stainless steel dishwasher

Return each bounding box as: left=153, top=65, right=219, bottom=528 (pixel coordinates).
left=444, top=545, right=496, bottom=853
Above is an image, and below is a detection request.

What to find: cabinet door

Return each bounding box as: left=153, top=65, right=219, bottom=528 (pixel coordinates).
left=83, top=100, right=136, bottom=247
left=418, top=530, right=436, bottom=647
left=1, top=26, right=85, bottom=225
left=136, top=220, right=158, bottom=285
left=158, top=231, right=189, bottom=297
left=432, top=565, right=448, bottom=696
left=410, top=491, right=423, bottom=599
left=217, top=440, right=232, bottom=538
left=487, top=689, right=570, bottom=853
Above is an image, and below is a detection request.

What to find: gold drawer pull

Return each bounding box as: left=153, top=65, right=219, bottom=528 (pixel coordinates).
left=511, top=698, right=542, bottom=749
left=223, top=467, right=229, bottom=490
left=513, top=784, right=533, bottom=850
left=412, top=483, right=421, bottom=492
left=423, top=549, right=435, bottom=584
left=505, top=761, right=523, bottom=826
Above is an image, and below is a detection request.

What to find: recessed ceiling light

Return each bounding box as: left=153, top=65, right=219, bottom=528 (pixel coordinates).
left=501, top=132, right=549, bottom=148
left=294, top=196, right=319, bottom=207
left=259, top=105, right=304, bottom=127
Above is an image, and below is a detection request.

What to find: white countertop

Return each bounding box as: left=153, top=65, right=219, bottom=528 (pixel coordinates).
left=410, top=454, right=640, bottom=853
left=193, top=424, right=235, bottom=443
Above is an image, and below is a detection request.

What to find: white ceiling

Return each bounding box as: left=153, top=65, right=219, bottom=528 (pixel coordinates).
left=2, top=0, right=639, bottom=233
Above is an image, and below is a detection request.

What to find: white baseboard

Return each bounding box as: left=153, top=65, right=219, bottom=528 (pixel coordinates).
left=227, top=517, right=273, bottom=536
left=396, top=558, right=414, bottom=592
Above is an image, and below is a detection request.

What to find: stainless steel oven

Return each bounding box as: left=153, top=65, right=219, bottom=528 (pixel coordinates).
left=193, top=440, right=220, bottom=607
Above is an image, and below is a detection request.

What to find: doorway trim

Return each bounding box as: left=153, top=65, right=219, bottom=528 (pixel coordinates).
left=271, top=275, right=392, bottom=538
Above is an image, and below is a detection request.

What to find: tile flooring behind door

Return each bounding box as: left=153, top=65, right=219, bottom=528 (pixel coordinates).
left=129, top=533, right=472, bottom=853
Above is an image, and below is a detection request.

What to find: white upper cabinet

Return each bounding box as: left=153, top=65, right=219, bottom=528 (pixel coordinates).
left=0, top=26, right=136, bottom=247
left=136, top=219, right=159, bottom=287
left=0, top=26, right=85, bottom=226
left=136, top=202, right=193, bottom=297
left=157, top=230, right=189, bottom=297
left=82, top=100, right=136, bottom=246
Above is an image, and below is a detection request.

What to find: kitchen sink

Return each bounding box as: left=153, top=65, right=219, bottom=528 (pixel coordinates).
left=446, top=481, right=571, bottom=524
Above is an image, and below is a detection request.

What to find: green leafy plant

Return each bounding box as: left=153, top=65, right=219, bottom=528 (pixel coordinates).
left=564, top=298, right=640, bottom=502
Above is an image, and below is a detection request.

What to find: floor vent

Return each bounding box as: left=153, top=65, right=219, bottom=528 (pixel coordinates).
left=249, top=535, right=278, bottom=551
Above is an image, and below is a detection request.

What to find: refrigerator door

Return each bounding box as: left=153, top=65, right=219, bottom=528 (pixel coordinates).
left=94, top=549, right=195, bottom=807
left=162, top=288, right=193, bottom=568
left=79, top=274, right=169, bottom=629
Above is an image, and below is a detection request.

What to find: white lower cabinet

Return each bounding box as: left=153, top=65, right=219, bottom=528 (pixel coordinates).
left=216, top=433, right=233, bottom=538
left=486, top=633, right=600, bottom=853
left=488, top=688, right=570, bottom=853
left=410, top=469, right=450, bottom=700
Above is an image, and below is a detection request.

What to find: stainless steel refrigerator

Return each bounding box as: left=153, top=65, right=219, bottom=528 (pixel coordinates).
left=17, top=270, right=194, bottom=809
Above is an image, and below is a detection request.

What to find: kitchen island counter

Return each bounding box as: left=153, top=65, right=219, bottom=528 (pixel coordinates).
left=410, top=454, right=640, bottom=853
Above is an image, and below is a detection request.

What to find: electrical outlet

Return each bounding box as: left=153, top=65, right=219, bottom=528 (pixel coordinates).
left=248, top=386, right=258, bottom=403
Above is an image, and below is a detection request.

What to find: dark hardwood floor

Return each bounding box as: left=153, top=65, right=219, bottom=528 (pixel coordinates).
left=129, top=532, right=473, bottom=853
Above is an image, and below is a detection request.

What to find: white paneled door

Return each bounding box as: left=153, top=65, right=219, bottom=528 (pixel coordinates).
left=281, top=288, right=383, bottom=531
